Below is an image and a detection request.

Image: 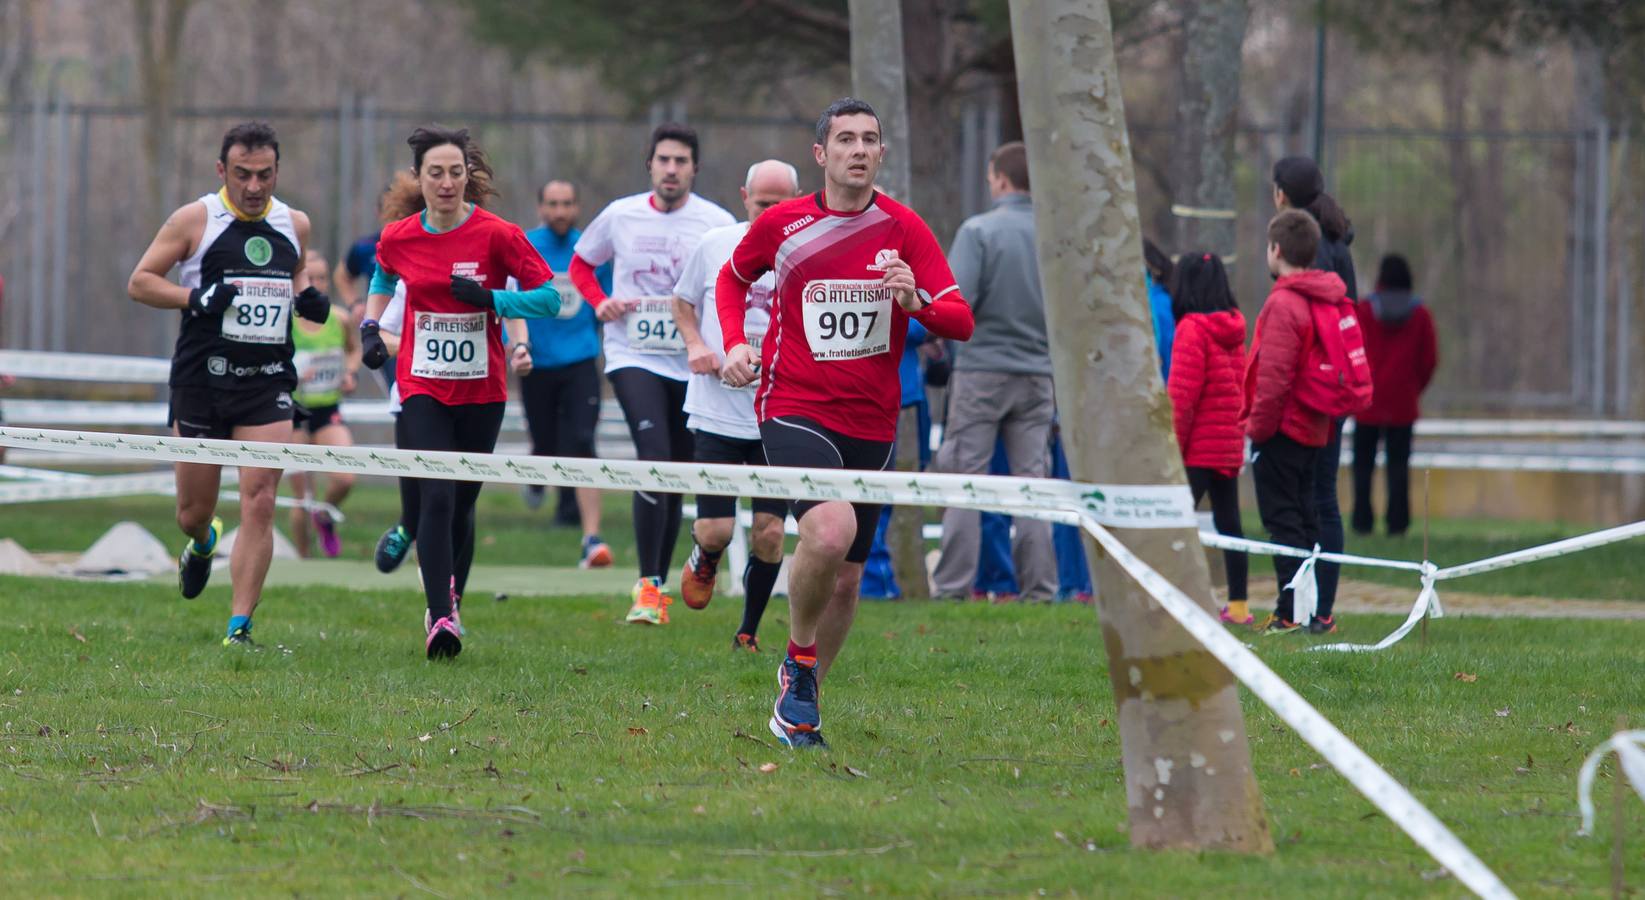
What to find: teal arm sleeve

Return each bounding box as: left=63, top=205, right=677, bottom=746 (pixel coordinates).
left=491, top=280, right=561, bottom=319
left=368, top=267, right=399, bottom=297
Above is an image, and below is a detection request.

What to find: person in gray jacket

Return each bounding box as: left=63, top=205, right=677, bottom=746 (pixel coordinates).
left=931, top=141, right=1058, bottom=600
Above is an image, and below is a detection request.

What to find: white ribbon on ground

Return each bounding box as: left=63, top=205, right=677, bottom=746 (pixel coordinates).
left=1576, top=730, right=1645, bottom=837
left=1312, top=563, right=1442, bottom=654
left=1284, top=544, right=1323, bottom=627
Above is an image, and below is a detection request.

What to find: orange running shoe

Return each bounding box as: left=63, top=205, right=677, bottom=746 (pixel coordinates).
left=626, top=577, right=671, bottom=625
left=679, top=543, right=720, bottom=610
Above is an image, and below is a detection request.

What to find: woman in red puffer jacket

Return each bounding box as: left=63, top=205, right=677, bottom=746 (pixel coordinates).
left=1166, top=253, right=1251, bottom=625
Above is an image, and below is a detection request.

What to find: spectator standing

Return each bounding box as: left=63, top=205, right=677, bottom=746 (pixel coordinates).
left=1352, top=254, right=1438, bottom=537
left=1272, top=155, right=1356, bottom=632
left=1143, top=238, right=1176, bottom=379
left=1166, top=252, right=1250, bottom=625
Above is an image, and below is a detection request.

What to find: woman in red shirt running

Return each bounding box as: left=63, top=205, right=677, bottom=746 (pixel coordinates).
left=360, top=126, right=560, bottom=659
left=1166, top=253, right=1252, bottom=625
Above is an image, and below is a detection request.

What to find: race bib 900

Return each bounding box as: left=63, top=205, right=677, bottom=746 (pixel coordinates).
left=626, top=297, right=684, bottom=354
left=221, top=277, right=293, bottom=344
left=802, top=280, right=892, bottom=360
left=412, top=311, right=489, bottom=379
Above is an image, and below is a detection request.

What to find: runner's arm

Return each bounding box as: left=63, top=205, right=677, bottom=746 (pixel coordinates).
left=365, top=266, right=398, bottom=322
left=908, top=288, right=973, bottom=341
left=489, top=280, right=560, bottom=319
left=342, top=309, right=362, bottom=391
left=569, top=254, right=608, bottom=305
left=331, top=258, right=360, bottom=308
left=127, top=203, right=205, bottom=310
left=714, top=262, right=752, bottom=351
left=290, top=210, right=313, bottom=294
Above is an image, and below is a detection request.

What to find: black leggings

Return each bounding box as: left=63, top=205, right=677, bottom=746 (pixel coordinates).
left=608, top=367, right=693, bottom=580
left=398, top=395, right=505, bottom=620
left=1186, top=466, right=1248, bottom=602
left=392, top=410, right=474, bottom=585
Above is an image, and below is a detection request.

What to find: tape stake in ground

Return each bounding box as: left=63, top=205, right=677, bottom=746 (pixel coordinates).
left=1576, top=730, right=1645, bottom=836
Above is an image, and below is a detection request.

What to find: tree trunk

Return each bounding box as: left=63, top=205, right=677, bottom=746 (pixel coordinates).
left=1008, top=0, right=1272, bottom=851
left=850, top=0, right=928, bottom=598
left=1172, top=0, right=1248, bottom=257
left=133, top=0, right=193, bottom=223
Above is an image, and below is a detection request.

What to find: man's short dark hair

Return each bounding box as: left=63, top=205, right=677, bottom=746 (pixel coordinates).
left=815, top=97, right=880, bottom=146
left=539, top=180, right=578, bottom=203
left=1267, top=209, right=1320, bottom=269
left=220, top=121, right=279, bottom=165
left=649, top=123, right=699, bottom=165
left=989, top=141, right=1029, bottom=191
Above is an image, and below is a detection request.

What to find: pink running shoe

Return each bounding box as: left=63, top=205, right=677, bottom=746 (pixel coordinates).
left=426, top=615, right=462, bottom=659
left=312, top=509, right=341, bottom=558
left=1219, top=606, right=1255, bottom=626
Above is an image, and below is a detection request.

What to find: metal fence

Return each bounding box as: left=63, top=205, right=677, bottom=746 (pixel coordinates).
left=1, top=99, right=1638, bottom=417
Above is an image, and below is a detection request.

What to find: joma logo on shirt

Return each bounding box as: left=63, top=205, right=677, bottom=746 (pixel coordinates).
left=782, top=215, right=816, bottom=236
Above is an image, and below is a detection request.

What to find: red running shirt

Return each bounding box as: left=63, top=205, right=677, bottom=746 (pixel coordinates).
left=718, top=192, right=972, bottom=441
left=376, top=207, right=552, bottom=406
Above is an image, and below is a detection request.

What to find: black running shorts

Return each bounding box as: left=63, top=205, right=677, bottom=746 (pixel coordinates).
left=758, top=414, right=894, bottom=564
left=693, top=428, right=789, bottom=521
left=168, top=385, right=295, bottom=439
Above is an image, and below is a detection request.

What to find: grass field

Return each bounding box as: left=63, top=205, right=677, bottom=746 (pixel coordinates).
left=0, top=486, right=1642, bottom=896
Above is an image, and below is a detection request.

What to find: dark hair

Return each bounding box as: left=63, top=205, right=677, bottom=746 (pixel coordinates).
left=815, top=97, right=880, bottom=146
left=539, top=180, right=578, bottom=203
left=989, top=141, right=1029, bottom=191
left=1142, top=238, right=1173, bottom=284
left=382, top=125, right=498, bottom=220
left=219, top=121, right=279, bottom=165
left=649, top=123, right=699, bottom=165
left=1267, top=209, right=1320, bottom=269
left=1273, top=156, right=1322, bottom=208
left=1376, top=253, right=1413, bottom=292
left=1170, top=252, right=1238, bottom=321
left=1306, top=191, right=1352, bottom=242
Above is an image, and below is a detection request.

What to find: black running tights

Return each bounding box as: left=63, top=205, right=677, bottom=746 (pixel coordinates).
left=608, top=367, right=693, bottom=580
left=398, top=395, right=504, bottom=620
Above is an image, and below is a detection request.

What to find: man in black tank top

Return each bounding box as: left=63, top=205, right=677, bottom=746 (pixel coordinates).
left=128, top=122, right=334, bottom=647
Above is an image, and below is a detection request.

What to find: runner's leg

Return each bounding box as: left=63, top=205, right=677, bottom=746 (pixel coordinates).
left=175, top=461, right=223, bottom=546
left=228, top=418, right=293, bottom=620
left=449, top=402, right=505, bottom=601
left=400, top=395, right=461, bottom=621
left=562, top=359, right=605, bottom=543
left=312, top=422, right=357, bottom=508
left=610, top=367, right=678, bottom=580
left=658, top=376, right=693, bottom=578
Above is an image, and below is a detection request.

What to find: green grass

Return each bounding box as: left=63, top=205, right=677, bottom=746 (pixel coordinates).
left=0, top=575, right=1638, bottom=897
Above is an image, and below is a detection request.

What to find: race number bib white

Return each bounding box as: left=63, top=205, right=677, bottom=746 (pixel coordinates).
left=554, top=278, right=584, bottom=320
left=295, top=349, right=344, bottom=395
left=802, top=280, right=892, bottom=360
left=221, top=277, right=293, bottom=344
left=625, top=297, right=684, bottom=354
left=411, top=311, right=489, bottom=380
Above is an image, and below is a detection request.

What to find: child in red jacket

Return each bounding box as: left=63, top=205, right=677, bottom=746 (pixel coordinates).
left=1166, top=253, right=1251, bottom=625
left=1352, top=254, right=1438, bottom=537
left=1243, top=210, right=1346, bottom=635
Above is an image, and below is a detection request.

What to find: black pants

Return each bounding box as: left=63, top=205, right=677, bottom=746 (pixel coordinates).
left=608, top=367, right=693, bottom=580
left=1311, top=418, right=1346, bottom=618
left=1187, top=467, right=1248, bottom=602
left=392, top=410, right=472, bottom=577
left=1352, top=423, right=1413, bottom=536
left=760, top=415, right=895, bottom=564
left=521, top=358, right=602, bottom=525
left=1252, top=433, right=1319, bottom=621
left=398, top=395, right=505, bottom=620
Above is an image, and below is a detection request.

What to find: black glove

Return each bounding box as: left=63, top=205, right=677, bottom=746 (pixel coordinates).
left=449, top=275, right=495, bottom=311
left=187, top=282, right=238, bottom=317
left=360, top=320, right=388, bottom=370
left=293, top=286, right=332, bottom=324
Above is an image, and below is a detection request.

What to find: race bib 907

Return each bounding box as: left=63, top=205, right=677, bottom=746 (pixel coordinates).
left=412, top=311, right=489, bottom=379
left=801, top=280, right=892, bottom=360
left=221, top=277, right=293, bottom=344
left=626, top=297, right=684, bottom=354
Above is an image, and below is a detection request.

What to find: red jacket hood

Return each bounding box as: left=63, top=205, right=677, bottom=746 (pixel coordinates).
left=1191, top=309, right=1248, bottom=349
left=1274, top=269, right=1347, bottom=306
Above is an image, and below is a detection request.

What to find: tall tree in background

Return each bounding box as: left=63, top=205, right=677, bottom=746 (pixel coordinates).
left=1171, top=0, right=1247, bottom=257
left=132, top=0, right=194, bottom=222
left=1008, top=0, right=1272, bottom=850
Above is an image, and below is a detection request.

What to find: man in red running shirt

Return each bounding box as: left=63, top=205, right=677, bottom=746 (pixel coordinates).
left=717, top=98, right=974, bottom=748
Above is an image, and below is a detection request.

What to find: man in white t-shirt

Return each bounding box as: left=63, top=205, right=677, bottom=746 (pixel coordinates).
left=670, top=160, right=801, bottom=651
left=568, top=124, right=736, bottom=625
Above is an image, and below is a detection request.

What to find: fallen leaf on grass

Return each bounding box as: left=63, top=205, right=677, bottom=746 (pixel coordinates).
left=417, top=733, right=432, bottom=743
left=759, top=762, right=779, bottom=773
left=693, top=804, right=706, bottom=815
left=845, top=765, right=869, bottom=779
left=1494, top=708, right=1511, bottom=718
left=627, top=727, right=648, bottom=736
left=1453, top=672, right=1477, bottom=683
left=68, top=627, right=86, bottom=644
left=1288, top=767, right=1302, bottom=777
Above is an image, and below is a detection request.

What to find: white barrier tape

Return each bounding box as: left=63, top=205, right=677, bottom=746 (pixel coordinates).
left=1576, top=730, right=1645, bottom=837
left=0, top=426, right=1197, bottom=529
left=0, top=463, right=93, bottom=482
left=1072, top=512, right=1511, bottom=897
left=1397, top=419, right=1645, bottom=439
left=1286, top=545, right=1322, bottom=627
left=1406, top=451, right=1645, bottom=476
left=0, top=464, right=341, bottom=520
left=1195, top=531, right=1431, bottom=573
left=1433, top=519, right=1645, bottom=581
left=0, top=349, right=172, bottom=384
left=1312, top=564, right=1443, bottom=654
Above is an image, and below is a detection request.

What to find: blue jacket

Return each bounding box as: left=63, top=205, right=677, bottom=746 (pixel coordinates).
left=900, top=319, right=929, bottom=408
left=523, top=226, right=611, bottom=369
left=1146, top=272, right=1174, bottom=379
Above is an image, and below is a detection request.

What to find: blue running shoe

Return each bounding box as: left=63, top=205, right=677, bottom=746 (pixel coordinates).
left=375, top=525, right=412, bottom=573
left=768, top=654, right=826, bottom=748
left=178, top=516, right=222, bottom=599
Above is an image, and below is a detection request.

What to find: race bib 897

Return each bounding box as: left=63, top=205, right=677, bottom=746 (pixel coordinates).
left=801, top=280, right=892, bottom=360
left=222, top=277, right=293, bottom=344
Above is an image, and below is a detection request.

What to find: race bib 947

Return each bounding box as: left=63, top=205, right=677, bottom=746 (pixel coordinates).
left=802, top=280, right=892, bottom=360
left=221, top=277, right=293, bottom=344
left=625, top=297, right=684, bottom=354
